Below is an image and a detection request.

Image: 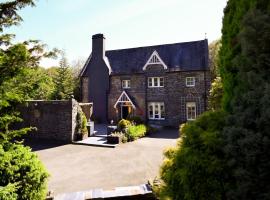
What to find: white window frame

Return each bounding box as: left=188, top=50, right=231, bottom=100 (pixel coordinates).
left=186, top=102, right=196, bottom=120
left=122, top=79, right=130, bottom=89
left=186, top=77, right=195, bottom=87
left=148, top=77, right=164, bottom=88
left=148, top=102, right=165, bottom=120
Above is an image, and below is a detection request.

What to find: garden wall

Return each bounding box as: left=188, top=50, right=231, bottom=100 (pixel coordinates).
left=18, top=99, right=92, bottom=142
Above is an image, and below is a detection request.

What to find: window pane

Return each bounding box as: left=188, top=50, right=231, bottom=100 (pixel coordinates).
left=160, top=77, right=164, bottom=87
left=160, top=104, right=165, bottom=118
left=148, top=104, right=153, bottom=118
left=186, top=102, right=196, bottom=120
left=154, top=78, right=158, bottom=86
left=148, top=78, right=152, bottom=87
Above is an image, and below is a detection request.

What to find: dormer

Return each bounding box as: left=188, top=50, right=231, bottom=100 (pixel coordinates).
left=143, top=50, right=168, bottom=71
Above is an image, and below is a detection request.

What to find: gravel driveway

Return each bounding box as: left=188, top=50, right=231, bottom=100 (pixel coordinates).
left=29, top=129, right=178, bottom=195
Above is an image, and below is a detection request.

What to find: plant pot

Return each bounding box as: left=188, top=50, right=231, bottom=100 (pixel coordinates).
left=107, top=135, right=120, bottom=144
left=76, top=133, right=88, bottom=141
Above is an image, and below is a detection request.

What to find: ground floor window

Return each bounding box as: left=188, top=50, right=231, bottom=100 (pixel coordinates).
left=186, top=102, right=196, bottom=120
left=148, top=102, right=165, bottom=120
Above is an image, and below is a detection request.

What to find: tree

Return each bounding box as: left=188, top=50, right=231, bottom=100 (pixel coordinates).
left=52, top=52, right=75, bottom=100
left=209, top=40, right=221, bottom=79
left=71, top=58, right=86, bottom=101
left=0, top=1, right=54, bottom=198
left=159, top=111, right=227, bottom=200
left=219, top=1, right=270, bottom=198
left=208, top=77, right=223, bottom=111
left=159, top=0, right=270, bottom=199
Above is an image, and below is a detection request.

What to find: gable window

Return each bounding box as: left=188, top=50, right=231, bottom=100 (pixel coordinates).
left=122, top=80, right=130, bottom=89
left=148, top=102, right=165, bottom=120
left=148, top=77, right=164, bottom=87
left=186, top=102, right=196, bottom=120
left=186, top=77, right=195, bottom=87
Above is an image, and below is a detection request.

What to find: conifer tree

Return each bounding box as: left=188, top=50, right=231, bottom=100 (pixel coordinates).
left=52, top=51, right=74, bottom=100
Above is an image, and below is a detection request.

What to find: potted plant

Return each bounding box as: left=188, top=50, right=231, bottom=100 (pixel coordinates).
left=76, top=111, right=88, bottom=141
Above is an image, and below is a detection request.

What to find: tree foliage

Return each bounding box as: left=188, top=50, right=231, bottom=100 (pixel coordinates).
left=0, top=143, right=49, bottom=200
left=220, top=1, right=270, bottom=198
left=208, top=77, right=223, bottom=111
left=209, top=40, right=221, bottom=79
left=51, top=52, right=75, bottom=100
left=0, top=1, right=53, bottom=199
left=160, top=111, right=227, bottom=200
left=159, top=0, right=270, bottom=199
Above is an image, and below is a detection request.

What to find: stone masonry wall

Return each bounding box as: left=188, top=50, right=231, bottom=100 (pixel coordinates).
left=18, top=99, right=82, bottom=142
left=108, top=65, right=211, bottom=127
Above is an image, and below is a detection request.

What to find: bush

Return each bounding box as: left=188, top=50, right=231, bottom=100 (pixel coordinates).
left=159, top=111, right=228, bottom=200
left=110, top=131, right=128, bottom=143
left=76, top=111, right=88, bottom=135
left=117, top=119, right=131, bottom=130
left=127, top=116, right=144, bottom=125
left=0, top=143, right=49, bottom=200
left=0, top=183, right=18, bottom=200
left=126, top=124, right=147, bottom=141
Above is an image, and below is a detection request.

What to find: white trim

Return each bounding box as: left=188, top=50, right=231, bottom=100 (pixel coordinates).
left=148, top=77, right=164, bottom=88
left=122, top=79, right=131, bottom=89
left=143, top=50, right=168, bottom=70
left=186, top=77, right=195, bottom=87
left=186, top=102, right=196, bottom=120
left=104, top=56, right=112, bottom=75
left=148, top=102, right=165, bottom=120
left=114, top=91, right=136, bottom=109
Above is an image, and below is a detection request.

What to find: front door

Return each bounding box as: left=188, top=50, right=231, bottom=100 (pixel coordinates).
left=121, top=106, right=129, bottom=119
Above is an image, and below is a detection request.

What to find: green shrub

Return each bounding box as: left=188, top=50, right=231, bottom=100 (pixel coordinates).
left=0, top=143, right=49, bottom=200
left=0, top=183, right=18, bottom=200
left=76, top=111, right=88, bottom=135
left=126, top=124, right=147, bottom=141
left=111, top=131, right=128, bottom=143
left=159, top=111, right=227, bottom=200
left=117, top=119, right=131, bottom=130
left=127, top=116, right=144, bottom=125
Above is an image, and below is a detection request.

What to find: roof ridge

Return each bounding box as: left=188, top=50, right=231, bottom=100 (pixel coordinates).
left=106, top=39, right=206, bottom=52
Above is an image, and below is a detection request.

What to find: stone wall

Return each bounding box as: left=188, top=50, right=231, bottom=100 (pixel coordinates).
left=107, top=66, right=211, bottom=127
left=18, top=99, right=91, bottom=142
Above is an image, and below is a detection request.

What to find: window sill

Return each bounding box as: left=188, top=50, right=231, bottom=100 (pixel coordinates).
left=148, top=118, right=165, bottom=120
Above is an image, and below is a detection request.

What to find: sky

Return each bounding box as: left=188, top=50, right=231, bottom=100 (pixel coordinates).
left=4, top=0, right=228, bottom=68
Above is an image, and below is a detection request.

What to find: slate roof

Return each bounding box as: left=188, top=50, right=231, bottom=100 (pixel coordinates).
left=105, top=39, right=209, bottom=74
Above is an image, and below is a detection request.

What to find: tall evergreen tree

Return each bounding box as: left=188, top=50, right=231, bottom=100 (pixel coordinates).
left=219, top=0, right=270, bottom=198
left=0, top=1, right=56, bottom=198
left=159, top=0, right=270, bottom=199
left=52, top=52, right=74, bottom=100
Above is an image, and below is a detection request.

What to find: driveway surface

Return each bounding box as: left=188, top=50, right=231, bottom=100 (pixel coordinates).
left=29, top=129, right=178, bottom=195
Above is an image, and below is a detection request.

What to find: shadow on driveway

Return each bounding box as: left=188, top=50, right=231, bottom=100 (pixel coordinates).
left=147, top=128, right=179, bottom=139
left=23, top=139, right=67, bottom=151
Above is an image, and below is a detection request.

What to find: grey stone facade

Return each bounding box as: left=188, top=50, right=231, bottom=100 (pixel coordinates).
left=108, top=66, right=211, bottom=127
left=80, top=34, right=210, bottom=127
left=18, top=99, right=92, bottom=142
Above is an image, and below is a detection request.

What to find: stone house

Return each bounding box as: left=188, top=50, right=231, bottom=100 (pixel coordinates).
left=80, top=34, right=210, bottom=126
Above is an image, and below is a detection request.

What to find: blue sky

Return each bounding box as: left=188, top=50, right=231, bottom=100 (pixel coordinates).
left=5, top=0, right=228, bottom=67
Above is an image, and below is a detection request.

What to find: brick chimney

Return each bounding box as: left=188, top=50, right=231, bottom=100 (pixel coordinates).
left=92, top=33, right=105, bottom=58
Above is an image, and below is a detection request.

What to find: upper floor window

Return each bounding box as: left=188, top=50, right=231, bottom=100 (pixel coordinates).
left=148, top=102, right=165, bottom=120
left=186, top=77, right=195, bottom=87
left=122, top=80, right=130, bottom=89
left=148, top=77, right=164, bottom=88
left=186, top=102, right=196, bottom=120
